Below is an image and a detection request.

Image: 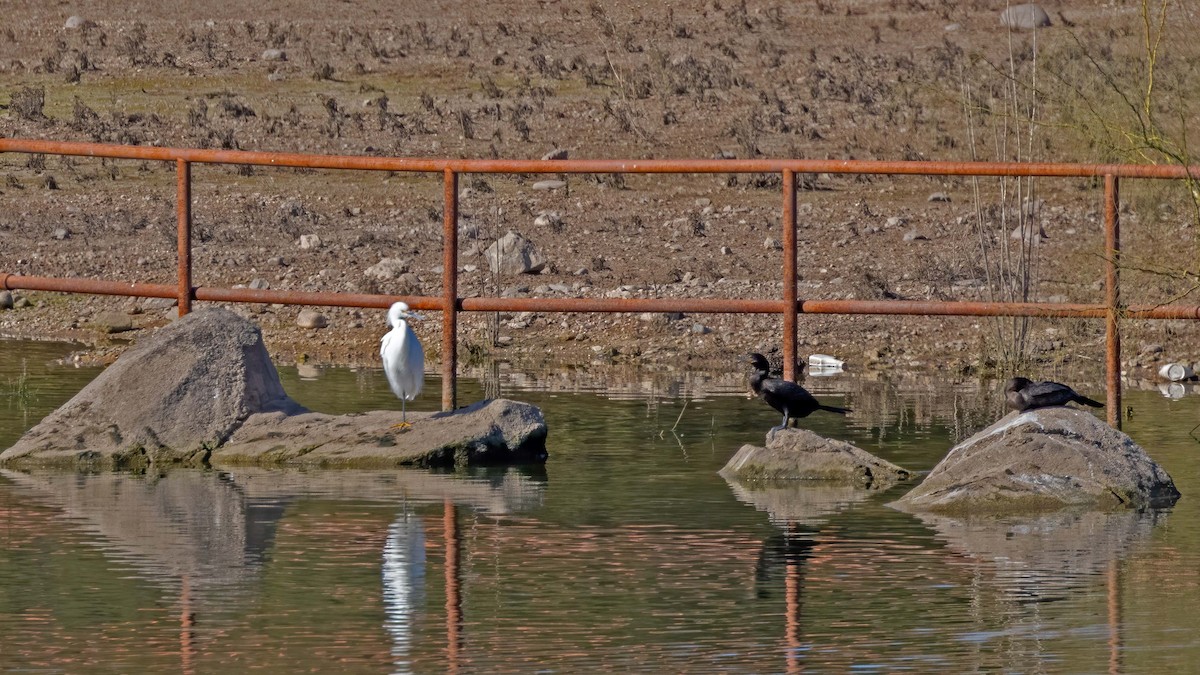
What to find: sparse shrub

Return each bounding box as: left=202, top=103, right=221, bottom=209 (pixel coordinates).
left=457, top=109, right=475, bottom=139
left=312, top=62, right=335, bottom=80
left=10, top=86, right=45, bottom=120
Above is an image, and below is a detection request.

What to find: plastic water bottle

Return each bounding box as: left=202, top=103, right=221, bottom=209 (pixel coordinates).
left=807, top=354, right=845, bottom=369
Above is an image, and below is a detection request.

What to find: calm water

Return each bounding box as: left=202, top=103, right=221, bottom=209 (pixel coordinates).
left=2, top=339, right=1200, bottom=672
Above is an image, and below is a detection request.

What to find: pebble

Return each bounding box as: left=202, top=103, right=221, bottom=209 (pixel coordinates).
left=0, top=290, right=13, bottom=310
left=531, top=180, right=566, bottom=191
left=53, top=228, right=70, bottom=240
left=296, top=309, right=328, bottom=329
left=249, top=278, right=271, bottom=290
left=261, top=49, right=287, bottom=61
left=93, top=311, right=134, bottom=334
left=541, top=149, right=569, bottom=161
left=903, top=230, right=928, bottom=242
left=299, top=234, right=322, bottom=249
left=692, top=323, right=712, bottom=334
left=927, top=192, right=951, bottom=202
left=63, top=15, right=85, bottom=29
left=763, top=237, right=782, bottom=250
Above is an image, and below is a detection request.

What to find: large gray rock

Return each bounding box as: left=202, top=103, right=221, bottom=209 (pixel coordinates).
left=2, top=307, right=305, bottom=469
left=1, top=308, right=548, bottom=471
left=1000, top=3, right=1051, bottom=29
left=895, top=408, right=1180, bottom=513
left=720, top=428, right=911, bottom=489
left=485, top=230, right=546, bottom=275
left=213, top=398, right=548, bottom=468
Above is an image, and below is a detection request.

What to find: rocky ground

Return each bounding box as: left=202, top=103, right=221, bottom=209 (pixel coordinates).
left=1, top=0, right=1198, bottom=382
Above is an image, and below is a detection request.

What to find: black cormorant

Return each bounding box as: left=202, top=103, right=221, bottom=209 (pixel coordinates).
left=1004, top=376, right=1104, bottom=412
left=746, top=353, right=850, bottom=436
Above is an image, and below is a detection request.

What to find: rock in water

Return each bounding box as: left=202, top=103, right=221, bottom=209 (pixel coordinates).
left=1, top=308, right=306, bottom=469
left=895, top=407, right=1179, bottom=513
left=721, top=428, right=910, bottom=490
left=1, top=308, right=550, bottom=471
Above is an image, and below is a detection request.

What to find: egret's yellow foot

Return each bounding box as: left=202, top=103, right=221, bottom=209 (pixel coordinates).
left=390, top=422, right=414, bottom=431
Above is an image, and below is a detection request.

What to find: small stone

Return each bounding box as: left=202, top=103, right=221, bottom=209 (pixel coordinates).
left=484, top=231, right=546, bottom=275
left=0, top=290, right=13, bottom=310
left=541, top=149, right=568, bottom=161
left=720, top=246, right=732, bottom=255
left=267, top=256, right=287, bottom=267
left=886, top=216, right=905, bottom=228
left=928, top=192, right=951, bottom=202
left=764, top=237, right=782, bottom=250
left=533, top=212, right=562, bottom=229
left=692, top=323, right=712, bottom=334
left=261, top=48, right=287, bottom=61
left=298, top=234, right=322, bottom=249
left=903, top=230, right=928, bottom=242
left=296, top=309, right=328, bottom=329
left=1000, top=3, right=1051, bottom=30
left=14, top=297, right=33, bottom=309
left=463, top=264, right=478, bottom=273
left=362, top=255, right=410, bottom=279
left=93, top=311, right=134, bottom=334
left=63, top=15, right=85, bottom=29
left=249, top=278, right=270, bottom=290
left=531, top=179, right=566, bottom=191
left=52, top=227, right=70, bottom=240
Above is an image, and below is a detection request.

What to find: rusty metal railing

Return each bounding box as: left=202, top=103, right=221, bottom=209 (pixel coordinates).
left=4, top=138, right=1200, bottom=428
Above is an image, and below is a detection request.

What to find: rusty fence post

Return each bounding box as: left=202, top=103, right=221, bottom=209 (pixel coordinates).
left=176, top=159, right=192, bottom=316
left=442, top=169, right=459, bottom=411
left=782, top=169, right=798, bottom=381
left=1105, top=174, right=1122, bottom=428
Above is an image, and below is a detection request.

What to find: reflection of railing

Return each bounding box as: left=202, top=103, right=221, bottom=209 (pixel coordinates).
left=2, top=138, right=1197, bottom=426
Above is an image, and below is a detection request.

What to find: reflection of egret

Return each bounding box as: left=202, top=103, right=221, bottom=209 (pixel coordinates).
left=381, top=301, right=425, bottom=429
left=382, top=510, right=426, bottom=674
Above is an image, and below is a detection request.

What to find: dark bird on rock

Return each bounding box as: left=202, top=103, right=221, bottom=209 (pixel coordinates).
left=1004, top=376, right=1104, bottom=412
left=746, top=353, right=850, bottom=437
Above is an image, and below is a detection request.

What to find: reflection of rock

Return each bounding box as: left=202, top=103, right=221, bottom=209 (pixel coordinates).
left=910, top=509, right=1163, bottom=596
left=1, top=308, right=548, bottom=470
left=0, top=469, right=279, bottom=596
left=896, top=408, right=1180, bottom=513
left=229, top=466, right=546, bottom=515
left=721, top=428, right=910, bottom=489
left=723, top=474, right=875, bottom=528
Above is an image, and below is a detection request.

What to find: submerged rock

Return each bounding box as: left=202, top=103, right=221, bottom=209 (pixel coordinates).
left=720, top=428, right=911, bottom=490
left=1, top=308, right=548, bottom=471
left=894, top=407, right=1179, bottom=513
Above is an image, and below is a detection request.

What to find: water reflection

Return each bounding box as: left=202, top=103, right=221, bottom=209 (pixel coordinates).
left=382, top=509, right=426, bottom=674
left=723, top=474, right=878, bottom=528
left=5, top=339, right=1200, bottom=671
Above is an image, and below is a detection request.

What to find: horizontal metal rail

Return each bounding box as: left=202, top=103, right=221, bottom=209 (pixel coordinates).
left=4, top=138, right=1199, bottom=427
left=2, top=138, right=1200, bottom=179
left=5, top=273, right=1199, bottom=319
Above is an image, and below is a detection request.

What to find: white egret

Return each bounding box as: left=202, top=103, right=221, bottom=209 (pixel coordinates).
left=381, top=301, right=425, bottom=429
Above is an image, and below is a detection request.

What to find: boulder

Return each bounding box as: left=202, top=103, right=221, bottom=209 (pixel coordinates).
left=485, top=230, right=546, bottom=275
left=894, top=408, right=1179, bottom=513
left=212, top=398, right=548, bottom=468
left=2, top=307, right=305, bottom=469
left=1000, top=3, right=1051, bottom=30
left=720, top=428, right=911, bottom=489
left=1, top=308, right=548, bottom=471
